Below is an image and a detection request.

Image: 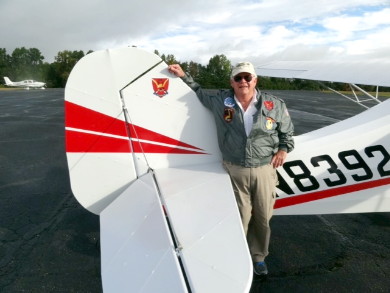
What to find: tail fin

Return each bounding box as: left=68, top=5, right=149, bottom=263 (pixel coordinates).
left=65, top=48, right=220, bottom=214
left=3, top=77, right=13, bottom=86
left=65, top=48, right=253, bottom=292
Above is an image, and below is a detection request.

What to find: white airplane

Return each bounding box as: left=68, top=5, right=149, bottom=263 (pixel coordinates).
left=3, top=76, right=46, bottom=89
left=64, top=47, right=389, bottom=292
left=255, top=60, right=390, bottom=215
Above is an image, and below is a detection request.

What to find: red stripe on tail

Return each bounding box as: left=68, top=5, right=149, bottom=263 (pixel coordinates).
left=65, top=101, right=207, bottom=154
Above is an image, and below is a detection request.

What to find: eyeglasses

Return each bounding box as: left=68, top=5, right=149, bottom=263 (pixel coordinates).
left=233, top=75, right=253, bottom=82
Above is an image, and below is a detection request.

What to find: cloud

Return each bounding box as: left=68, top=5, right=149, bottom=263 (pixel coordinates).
left=1, top=0, right=389, bottom=64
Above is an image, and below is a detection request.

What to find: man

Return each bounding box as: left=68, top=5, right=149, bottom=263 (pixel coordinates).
left=168, top=62, right=294, bottom=275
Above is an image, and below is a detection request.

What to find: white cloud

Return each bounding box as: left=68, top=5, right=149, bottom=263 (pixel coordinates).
left=323, top=8, right=390, bottom=34
left=0, top=0, right=389, bottom=64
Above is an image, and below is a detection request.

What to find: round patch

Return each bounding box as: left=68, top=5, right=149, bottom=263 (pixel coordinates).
left=224, top=97, right=235, bottom=108
left=266, top=117, right=276, bottom=130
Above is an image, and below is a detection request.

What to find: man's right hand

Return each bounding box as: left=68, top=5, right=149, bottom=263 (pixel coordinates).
left=168, top=64, right=185, bottom=78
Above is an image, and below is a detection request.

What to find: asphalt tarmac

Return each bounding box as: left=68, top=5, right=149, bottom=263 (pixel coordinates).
left=0, top=88, right=389, bottom=292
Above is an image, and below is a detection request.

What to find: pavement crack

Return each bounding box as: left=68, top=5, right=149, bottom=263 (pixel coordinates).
left=317, top=215, right=353, bottom=246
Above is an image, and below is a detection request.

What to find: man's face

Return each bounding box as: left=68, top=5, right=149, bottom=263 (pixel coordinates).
left=230, top=73, right=257, bottom=96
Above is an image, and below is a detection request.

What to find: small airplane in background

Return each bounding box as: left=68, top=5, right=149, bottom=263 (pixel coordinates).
left=3, top=76, right=46, bottom=89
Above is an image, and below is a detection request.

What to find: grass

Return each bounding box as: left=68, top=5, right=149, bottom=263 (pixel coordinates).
left=0, top=87, right=20, bottom=90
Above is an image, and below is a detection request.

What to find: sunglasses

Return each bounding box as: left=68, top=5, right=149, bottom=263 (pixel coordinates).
left=233, top=75, right=253, bottom=82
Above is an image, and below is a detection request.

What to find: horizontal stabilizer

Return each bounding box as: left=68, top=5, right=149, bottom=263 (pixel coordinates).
left=101, top=165, right=253, bottom=292
left=100, top=172, right=188, bottom=292
left=154, top=163, right=253, bottom=292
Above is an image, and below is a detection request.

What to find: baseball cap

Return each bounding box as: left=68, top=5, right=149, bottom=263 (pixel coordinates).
left=231, top=62, right=256, bottom=77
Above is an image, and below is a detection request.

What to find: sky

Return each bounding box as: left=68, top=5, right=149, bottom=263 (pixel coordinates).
left=1, top=0, right=389, bottom=65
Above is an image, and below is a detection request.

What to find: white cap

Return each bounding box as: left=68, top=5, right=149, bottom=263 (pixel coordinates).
left=231, top=62, right=256, bottom=77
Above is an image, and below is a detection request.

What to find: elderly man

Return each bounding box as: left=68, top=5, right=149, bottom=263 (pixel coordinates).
left=169, top=62, right=294, bottom=275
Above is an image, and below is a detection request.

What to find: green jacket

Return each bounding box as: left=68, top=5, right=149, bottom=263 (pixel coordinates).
left=182, top=74, right=295, bottom=167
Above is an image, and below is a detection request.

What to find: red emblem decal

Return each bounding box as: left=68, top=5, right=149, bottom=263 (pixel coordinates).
left=152, top=78, right=169, bottom=98
left=264, top=101, right=274, bottom=111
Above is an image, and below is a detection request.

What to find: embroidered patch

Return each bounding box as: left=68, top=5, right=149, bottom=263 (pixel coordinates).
left=264, top=101, right=274, bottom=111
left=152, top=78, right=169, bottom=98
left=266, top=117, right=276, bottom=130
left=224, top=107, right=234, bottom=123
left=224, top=97, right=235, bottom=107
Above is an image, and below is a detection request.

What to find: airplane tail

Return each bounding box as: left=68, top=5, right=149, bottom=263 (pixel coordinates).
left=65, top=47, right=252, bottom=292
left=65, top=48, right=222, bottom=214
left=3, top=77, right=13, bottom=86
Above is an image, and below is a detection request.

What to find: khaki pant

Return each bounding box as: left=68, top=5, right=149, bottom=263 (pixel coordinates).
left=223, top=161, right=277, bottom=262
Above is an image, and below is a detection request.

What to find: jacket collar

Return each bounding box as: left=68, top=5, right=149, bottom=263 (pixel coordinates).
left=255, top=88, right=263, bottom=110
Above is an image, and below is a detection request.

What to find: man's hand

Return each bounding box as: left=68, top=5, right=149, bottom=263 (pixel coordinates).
left=168, top=64, right=185, bottom=78
left=271, top=150, right=287, bottom=168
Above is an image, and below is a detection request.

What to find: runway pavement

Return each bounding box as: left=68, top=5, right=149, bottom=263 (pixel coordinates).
left=0, top=88, right=389, bottom=292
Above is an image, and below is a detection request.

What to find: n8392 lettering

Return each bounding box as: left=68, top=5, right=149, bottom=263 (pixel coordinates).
left=277, top=144, right=390, bottom=195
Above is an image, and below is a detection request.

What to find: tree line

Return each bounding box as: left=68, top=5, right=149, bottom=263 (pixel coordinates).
left=0, top=47, right=387, bottom=92
left=0, top=47, right=92, bottom=88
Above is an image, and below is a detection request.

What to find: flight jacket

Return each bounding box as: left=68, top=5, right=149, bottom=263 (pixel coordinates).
left=182, top=74, right=295, bottom=167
